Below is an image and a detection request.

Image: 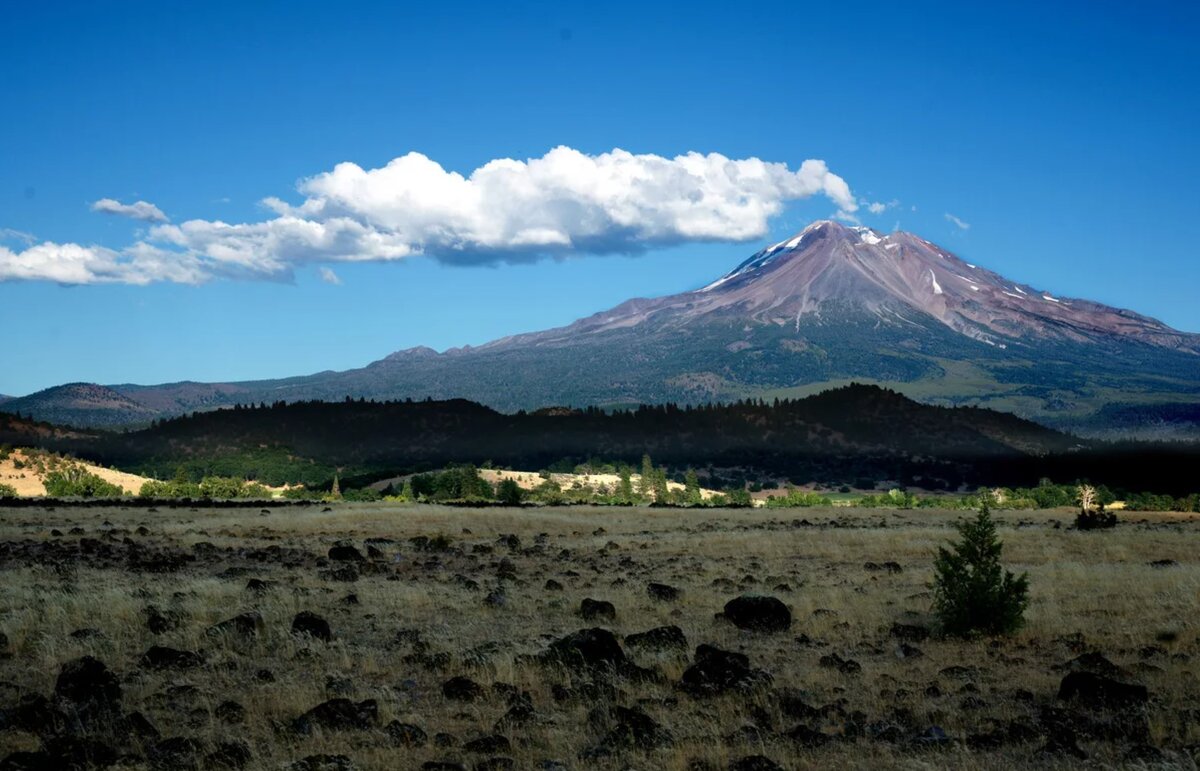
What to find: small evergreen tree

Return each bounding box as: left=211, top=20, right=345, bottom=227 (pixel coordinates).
left=638, top=454, right=654, bottom=501
left=684, top=468, right=702, bottom=505
left=932, top=502, right=1029, bottom=636
left=617, top=468, right=634, bottom=504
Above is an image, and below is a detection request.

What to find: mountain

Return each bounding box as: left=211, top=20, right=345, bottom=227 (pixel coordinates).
left=1, top=383, right=159, bottom=429
left=12, top=221, right=1200, bottom=434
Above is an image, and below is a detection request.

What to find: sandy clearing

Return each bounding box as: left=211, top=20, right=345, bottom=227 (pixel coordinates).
left=0, top=449, right=153, bottom=497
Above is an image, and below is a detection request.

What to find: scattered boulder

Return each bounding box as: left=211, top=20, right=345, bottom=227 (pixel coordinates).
left=294, top=698, right=379, bottom=733
left=819, top=652, right=862, bottom=674
left=1057, top=671, right=1148, bottom=708
left=680, top=644, right=772, bottom=697
left=588, top=706, right=673, bottom=754
left=719, top=596, right=791, bottom=633
left=463, top=735, right=511, bottom=754
left=292, top=611, right=333, bottom=641
left=140, top=646, right=204, bottom=671
left=579, top=598, right=616, bottom=621
left=328, top=545, right=365, bottom=562
left=442, top=676, right=485, bottom=702
left=386, top=721, right=428, bottom=747
left=207, top=612, right=264, bottom=640
left=890, top=623, right=929, bottom=642
left=54, top=656, right=121, bottom=714
left=625, top=625, right=688, bottom=652
left=647, top=582, right=681, bottom=601
left=205, top=740, right=253, bottom=769
left=544, top=628, right=626, bottom=673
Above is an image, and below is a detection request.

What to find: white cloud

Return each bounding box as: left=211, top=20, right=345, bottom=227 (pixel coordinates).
left=0, top=228, right=36, bottom=246
left=4, top=147, right=861, bottom=284
left=318, top=266, right=342, bottom=285
left=0, top=241, right=206, bottom=285
left=91, top=198, right=170, bottom=223
left=867, top=199, right=899, bottom=215
left=944, top=212, right=971, bottom=230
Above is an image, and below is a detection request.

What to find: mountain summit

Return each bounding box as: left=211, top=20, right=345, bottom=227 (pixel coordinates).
left=499, top=220, right=1196, bottom=354
left=7, top=221, right=1200, bottom=435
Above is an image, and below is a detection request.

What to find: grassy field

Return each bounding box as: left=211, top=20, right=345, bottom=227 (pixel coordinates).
left=0, top=503, right=1197, bottom=770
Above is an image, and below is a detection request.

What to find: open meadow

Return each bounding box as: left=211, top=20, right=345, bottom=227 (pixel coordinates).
left=0, top=503, right=1197, bottom=770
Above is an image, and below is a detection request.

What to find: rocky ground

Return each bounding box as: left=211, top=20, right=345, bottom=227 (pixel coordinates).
left=0, top=503, right=1197, bottom=770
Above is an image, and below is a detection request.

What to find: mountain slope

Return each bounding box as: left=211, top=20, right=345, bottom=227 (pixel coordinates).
left=2, top=383, right=159, bottom=428
left=12, top=221, right=1200, bottom=433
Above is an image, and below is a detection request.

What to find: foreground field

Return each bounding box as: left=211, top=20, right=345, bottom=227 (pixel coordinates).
left=0, top=504, right=1197, bottom=770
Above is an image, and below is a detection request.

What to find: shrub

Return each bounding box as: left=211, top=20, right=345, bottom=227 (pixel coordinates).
left=932, top=503, right=1029, bottom=636
left=0, top=482, right=17, bottom=499
left=43, top=465, right=125, bottom=498
left=496, top=478, right=525, bottom=505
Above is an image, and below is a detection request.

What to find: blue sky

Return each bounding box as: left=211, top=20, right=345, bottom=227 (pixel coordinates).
left=2, top=0, right=1197, bottom=395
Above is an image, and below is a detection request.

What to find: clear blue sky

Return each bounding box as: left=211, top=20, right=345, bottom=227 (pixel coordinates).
left=2, top=0, right=1197, bottom=395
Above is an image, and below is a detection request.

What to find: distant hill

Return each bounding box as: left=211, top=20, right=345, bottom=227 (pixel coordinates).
left=2, top=383, right=158, bottom=429
left=12, top=221, right=1200, bottom=436
left=37, top=383, right=1154, bottom=491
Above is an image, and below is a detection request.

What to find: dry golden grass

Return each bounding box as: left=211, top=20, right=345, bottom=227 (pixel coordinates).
left=0, top=503, right=1197, bottom=770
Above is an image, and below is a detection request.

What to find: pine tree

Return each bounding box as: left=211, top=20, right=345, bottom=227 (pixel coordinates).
left=401, top=479, right=415, bottom=501
left=638, top=454, right=654, bottom=501
left=331, top=473, right=342, bottom=500
left=932, top=502, right=1029, bottom=636
left=617, top=468, right=634, bottom=504
left=684, top=468, right=702, bottom=505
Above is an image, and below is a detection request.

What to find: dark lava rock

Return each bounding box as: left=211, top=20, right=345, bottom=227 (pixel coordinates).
left=37, top=736, right=120, bottom=770
left=890, top=623, right=929, bottom=642
left=148, top=736, right=205, bottom=769
left=785, top=723, right=830, bottom=747
left=544, top=628, right=626, bottom=673
left=140, top=646, right=204, bottom=670
left=579, top=598, right=616, bottom=621
left=864, top=561, right=903, bottom=574
left=442, top=676, right=485, bottom=702
left=1057, top=671, right=1148, bottom=708
left=290, top=755, right=356, bottom=771
left=680, top=644, right=772, bottom=697
left=463, top=735, right=511, bottom=754
left=543, top=579, right=563, bottom=591
left=328, top=545, right=365, bottom=562
left=294, top=698, right=379, bottom=733
left=292, top=611, right=333, bottom=641
left=819, top=652, right=862, bottom=674
left=895, top=643, right=924, bottom=659
left=625, top=625, right=688, bottom=652
left=207, top=612, right=264, bottom=640
left=214, top=700, right=246, bottom=724
left=244, top=578, right=275, bottom=593
left=420, top=763, right=466, bottom=771
left=386, top=721, right=428, bottom=747
left=719, top=595, right=791, bottom=633
left=912, top=725, right=950, bottom=747
left=730, top=756, right=785, bottom=771
left=647, top=582, right=681, bottom=601
left=206, top=740, right=252, bottom=769
left=54, top=656, right=121, bottom=712
left=588, top=705, right=673, bottom=753
left=1038, top=723, right=1088, bottom=759
left=144, top=606, right=181, bottom=634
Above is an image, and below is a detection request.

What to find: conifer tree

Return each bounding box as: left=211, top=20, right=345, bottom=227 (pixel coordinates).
left=932, top=502, right=1029, bottom=636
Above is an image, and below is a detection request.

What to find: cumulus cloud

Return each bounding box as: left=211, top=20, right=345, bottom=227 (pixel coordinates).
left=944, top=212, right=971, bottom=230
left=867, top=199, right=899, bottom=215
left=91, top=198, right=170, bottom=223
left=318, top=266, right=342, bottom=285
left=4, top=147, right=860, bottom=284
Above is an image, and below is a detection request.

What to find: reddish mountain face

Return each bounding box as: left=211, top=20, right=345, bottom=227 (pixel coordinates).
left=501, top=220, right=1198, bottom=354
left=8, top=220, right=1200, bottom=436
